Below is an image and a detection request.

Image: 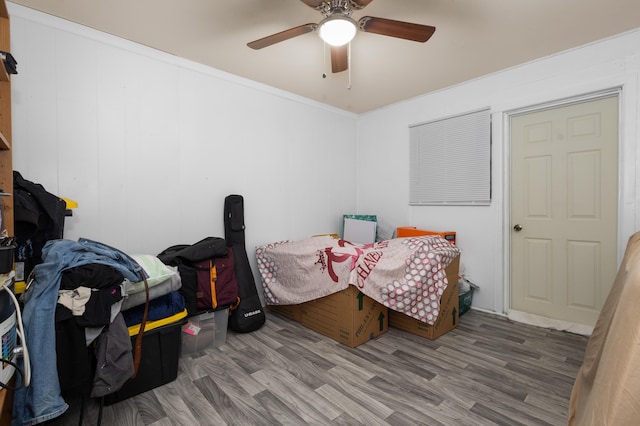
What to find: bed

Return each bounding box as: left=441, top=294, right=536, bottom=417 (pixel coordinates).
left=256, top=234, right=461, bottom=326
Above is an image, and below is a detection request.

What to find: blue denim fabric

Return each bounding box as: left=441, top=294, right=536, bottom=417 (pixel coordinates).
left=12, top=239, right=143, bottom=426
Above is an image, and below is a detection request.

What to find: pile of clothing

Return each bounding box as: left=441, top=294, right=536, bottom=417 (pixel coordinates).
left=12, top=238, right=185, bottom=426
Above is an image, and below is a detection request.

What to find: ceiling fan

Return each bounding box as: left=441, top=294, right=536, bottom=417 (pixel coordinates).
left=247, top=0, right=436, bottom=74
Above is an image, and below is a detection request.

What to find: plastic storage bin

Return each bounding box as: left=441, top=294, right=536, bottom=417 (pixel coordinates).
left=396, top=227, right=456, bottom=246
left=104, top=318, right=186, bottom=405
left=181, top=307, right=229, bottom=355
left=459, top=279, right=479, bottom=316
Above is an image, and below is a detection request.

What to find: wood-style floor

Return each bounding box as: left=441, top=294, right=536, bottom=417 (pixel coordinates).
left=50, top=309, right=589, bottom=426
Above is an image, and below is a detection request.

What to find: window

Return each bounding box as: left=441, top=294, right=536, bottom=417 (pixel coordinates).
left=409, top=108, right=491, bottom=205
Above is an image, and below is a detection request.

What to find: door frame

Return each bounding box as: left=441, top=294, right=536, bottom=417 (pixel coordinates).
left=500, top=83, right=635, bottom=330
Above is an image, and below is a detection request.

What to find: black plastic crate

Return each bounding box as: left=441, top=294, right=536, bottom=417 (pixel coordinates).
left=459, top=280, right=479, bottom=316
left=104, top=318, right=186, bottom=405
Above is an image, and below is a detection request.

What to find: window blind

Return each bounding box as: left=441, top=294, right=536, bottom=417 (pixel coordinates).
left=409, top=108, right=491, bottom=205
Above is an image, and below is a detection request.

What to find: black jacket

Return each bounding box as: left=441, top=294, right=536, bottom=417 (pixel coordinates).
left=13, top=170, right=67, bottom=278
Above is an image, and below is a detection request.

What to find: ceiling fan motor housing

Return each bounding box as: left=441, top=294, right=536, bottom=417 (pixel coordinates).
left=319, top=0, right=355, bottom=18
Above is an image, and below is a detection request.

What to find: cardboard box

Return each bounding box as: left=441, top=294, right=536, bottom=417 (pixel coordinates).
left=267, top=304, right=301, bottom=322
left=181, top=307, right=229, bottom=355
left=388, top=255, right=460, bottom=340
left=301, top=286, right=388, bottom=347
left=270, top=287, right=388, bottom=348
left=396, top=227, right=457, bottom=246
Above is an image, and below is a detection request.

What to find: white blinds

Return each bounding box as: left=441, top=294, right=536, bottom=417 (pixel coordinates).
left=409, top=108, right=491, bottom=205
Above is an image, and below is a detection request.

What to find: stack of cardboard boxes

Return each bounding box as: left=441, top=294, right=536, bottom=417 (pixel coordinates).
left=269, top=255, right=460, bottom=346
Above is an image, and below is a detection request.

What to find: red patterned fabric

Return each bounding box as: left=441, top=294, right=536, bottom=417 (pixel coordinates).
left=256, top=235, right=460, bottom=325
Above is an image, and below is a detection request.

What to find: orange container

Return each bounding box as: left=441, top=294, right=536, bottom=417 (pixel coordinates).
left=396, top=227, right=456, bottom=246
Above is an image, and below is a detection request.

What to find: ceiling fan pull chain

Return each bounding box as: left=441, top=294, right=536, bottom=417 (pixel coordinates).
left=322, top=42, right=328, bottom=78
left=347, top=41, right=352, bottom=90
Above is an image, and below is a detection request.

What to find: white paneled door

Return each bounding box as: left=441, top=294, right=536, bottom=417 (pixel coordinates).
left=510, top=94, right=619, bottom=327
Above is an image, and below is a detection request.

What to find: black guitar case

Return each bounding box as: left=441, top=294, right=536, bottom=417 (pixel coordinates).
left=224, top=194, right=266, bottom=333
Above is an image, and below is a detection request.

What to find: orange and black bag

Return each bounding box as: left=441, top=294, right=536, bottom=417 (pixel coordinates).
left=192, top=248, right=238, bottom=311
left=158, top=237, right=239, bottom=316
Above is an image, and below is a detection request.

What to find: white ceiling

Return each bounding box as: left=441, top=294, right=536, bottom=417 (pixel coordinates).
left=8, top=0, right=640, bottom=113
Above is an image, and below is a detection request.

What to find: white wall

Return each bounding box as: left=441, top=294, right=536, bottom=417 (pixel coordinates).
left=357, top=28, right=640, bottom=315
left=8, top=4, right=358, bottom=261
left=10, top=4, right=640, bottom=317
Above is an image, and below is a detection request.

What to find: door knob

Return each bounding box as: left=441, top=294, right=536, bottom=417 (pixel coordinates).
left=513, top=224, right=523, bottom=232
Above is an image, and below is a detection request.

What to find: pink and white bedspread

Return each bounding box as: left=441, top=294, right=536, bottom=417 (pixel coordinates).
left=256, top=235, right=461, bottom=325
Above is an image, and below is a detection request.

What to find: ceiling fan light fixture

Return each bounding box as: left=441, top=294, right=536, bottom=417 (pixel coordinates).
left=318, top=15, right=357, bottom=46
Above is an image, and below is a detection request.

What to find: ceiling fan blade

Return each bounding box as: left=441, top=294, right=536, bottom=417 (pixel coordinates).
left=351, top=0, right=374, bottom=9
left=247, top=23, right=317, bottom=50
left=358, top=16, right=436, bottom=43
left=331, top=45, right=348, bottom=73
left=299, top=0, right=324, bottom=8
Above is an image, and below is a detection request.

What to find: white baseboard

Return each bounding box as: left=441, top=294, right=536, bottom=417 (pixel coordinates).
left=507, top=310, right=593, bottom=336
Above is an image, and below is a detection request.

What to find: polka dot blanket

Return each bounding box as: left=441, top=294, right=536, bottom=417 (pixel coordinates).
left=256, top=235, right=461, bottom=325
